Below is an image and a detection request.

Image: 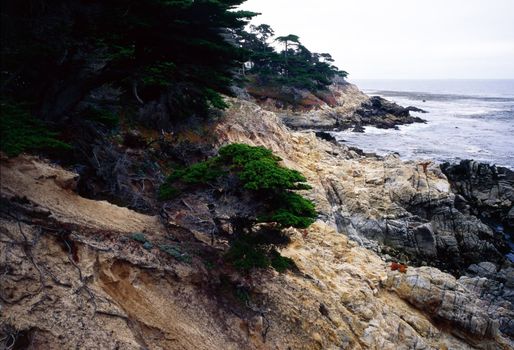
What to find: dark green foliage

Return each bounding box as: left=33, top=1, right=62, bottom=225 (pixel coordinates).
left=267, top=192, right=317, bottom=229
left=225, top=235, right=296, bottom=272
left=234, top=287, right=251, bottom=304
left=82, top=107, right=119, bottom=128
left=219, top=143, right=279, bottom=166
left=158, top=159, right=224, bottom=200
left=0, top=100, right=72, bottom=157
left=239, top=158, right=311, bottom=191
left=160, top=143, right=316, bottom=226
left=270, top=250, right=295, bottom=273
left=218, top=143, right=311, bottom=191
left=168, top=159, right=225, bottom=185
left=225, top=236, right=270, bottom=271
left=158, top=183, right=181, bottom=200
left=140, top=62, right=177, bottom=87
left=236, top=25, right=348, bottom=93
left=1, top=0, right=257, bottom=124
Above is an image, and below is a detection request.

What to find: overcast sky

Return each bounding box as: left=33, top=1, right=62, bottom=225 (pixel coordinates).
left=240, top=0, right=514, bottom=80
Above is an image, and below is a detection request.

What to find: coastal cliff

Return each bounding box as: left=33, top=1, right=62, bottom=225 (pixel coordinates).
left=1, top=88, right=513, bottom=349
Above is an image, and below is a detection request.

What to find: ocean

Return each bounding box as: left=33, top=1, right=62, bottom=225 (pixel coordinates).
left=334, top=79, right=514, bottom=169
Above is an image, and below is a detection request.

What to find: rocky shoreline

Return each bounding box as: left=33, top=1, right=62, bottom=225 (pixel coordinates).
left=282, top=82, right=514, bottom=340
left=1, top=87, right=513, bottom=348
left=273, top=82, right=427, bottom=132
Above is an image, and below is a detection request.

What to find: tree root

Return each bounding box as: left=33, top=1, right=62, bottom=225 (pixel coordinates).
left=62, top=237, right=98, bottom=313
left=0, top=206, right=100, bottom=313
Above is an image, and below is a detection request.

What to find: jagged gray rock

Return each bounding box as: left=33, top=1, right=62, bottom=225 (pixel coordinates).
left=385, top=267, right=499, bottom=339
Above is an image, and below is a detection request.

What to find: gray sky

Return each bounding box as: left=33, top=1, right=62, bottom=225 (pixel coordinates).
left=240, top=0, right=514, bottom=79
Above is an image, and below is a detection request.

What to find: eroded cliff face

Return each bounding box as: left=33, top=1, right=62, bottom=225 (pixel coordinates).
left=1, top=97, right=512, bottom=349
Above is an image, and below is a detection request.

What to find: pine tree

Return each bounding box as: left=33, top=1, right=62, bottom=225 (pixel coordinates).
left=1, top=0, right=257, bottom=123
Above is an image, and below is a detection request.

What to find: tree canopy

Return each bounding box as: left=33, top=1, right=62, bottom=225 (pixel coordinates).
left=1, top=0, right=257, bottom=123
left=236, top=24, right=348, bottom=91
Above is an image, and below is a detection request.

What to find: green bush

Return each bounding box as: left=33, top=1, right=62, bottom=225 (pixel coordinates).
left=158, top=159, right=224, bottom=200
left=218, top=143, right=279, bottom=166
left=225, top=235, right=296, bottom=273
left=171, top=159, right=224, bottom=184
left=82, top=107, right=119, bottom=128
left=0, top=100, right=72, bottom=157
left=239, top=158, right=311, bottom=191
left=225, top=236, right=271, bottom=271
left=270, top=250, right=295, bottom=272
left=158, top=143, right=317, bottom=273
left=159, top=143, right=318, bottom=230
left=130, top=232, right=148, bottom=243
left=158, top=183, right=181, bottom=200
left=218, top=143, right=311, bottom=191
left=266, top=192, right=317, bottom=229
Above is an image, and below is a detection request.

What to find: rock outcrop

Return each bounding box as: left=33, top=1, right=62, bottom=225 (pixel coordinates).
left=441, top=160, right=514, bottom=230
left=385, top=266, right=499, bottom=339
left=1, top=97, right=512, bottom=349
left=274, top=82, right=426, bottom=131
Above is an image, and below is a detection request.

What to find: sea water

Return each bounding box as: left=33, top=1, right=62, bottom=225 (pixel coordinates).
left=333, top=79, right=514, bottom=169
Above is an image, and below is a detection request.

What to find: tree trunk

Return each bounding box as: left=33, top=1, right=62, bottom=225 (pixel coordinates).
left=38, top=64, right=124, bottom=124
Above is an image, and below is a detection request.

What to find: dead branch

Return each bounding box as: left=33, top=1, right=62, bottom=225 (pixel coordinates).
left=4, top=332, right=16, bottom=350
left=181, top=199, right=195, bottom=212
left=132, top=80, right=144, bottom=105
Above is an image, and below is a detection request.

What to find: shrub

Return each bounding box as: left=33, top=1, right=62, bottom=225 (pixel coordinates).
left=225, top=235, right=296, bottom=273
left=158, top=143, right=317, bottom=273
left=0, top=100, right=72, bottom=157
left=158, top=183, right=180, bottom=200
left=159, top=244, right=191, bottom=263
left=266, top=192, right=317, bottom=229
left=172, top=159, right=224, bottom=184
left=270, top=250, right=295, bottom=272
left=82, top=107, right=119, bottom=128
left=239, top=158, right=311, bottom=191
left=143, top=242, right=154, bottom=250
left=130, top=232, right=148, bottom=243
left=225, top=236, right=271, bottom=271
left=158, top=159, right=224, bottom=200
left=218, top=143, right=279, bottom=166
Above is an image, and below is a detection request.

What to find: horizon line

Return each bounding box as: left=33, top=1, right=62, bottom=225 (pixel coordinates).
left=350, top=78, right=514, bottom=81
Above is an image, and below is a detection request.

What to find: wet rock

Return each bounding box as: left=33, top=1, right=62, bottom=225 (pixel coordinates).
left=441, top=160, right=514, bottom=226
left=275, top=83, right=426, bottom=132
left=314, top=131, right=337, bottom=143
left=406, top=106, right=428, bottom=113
